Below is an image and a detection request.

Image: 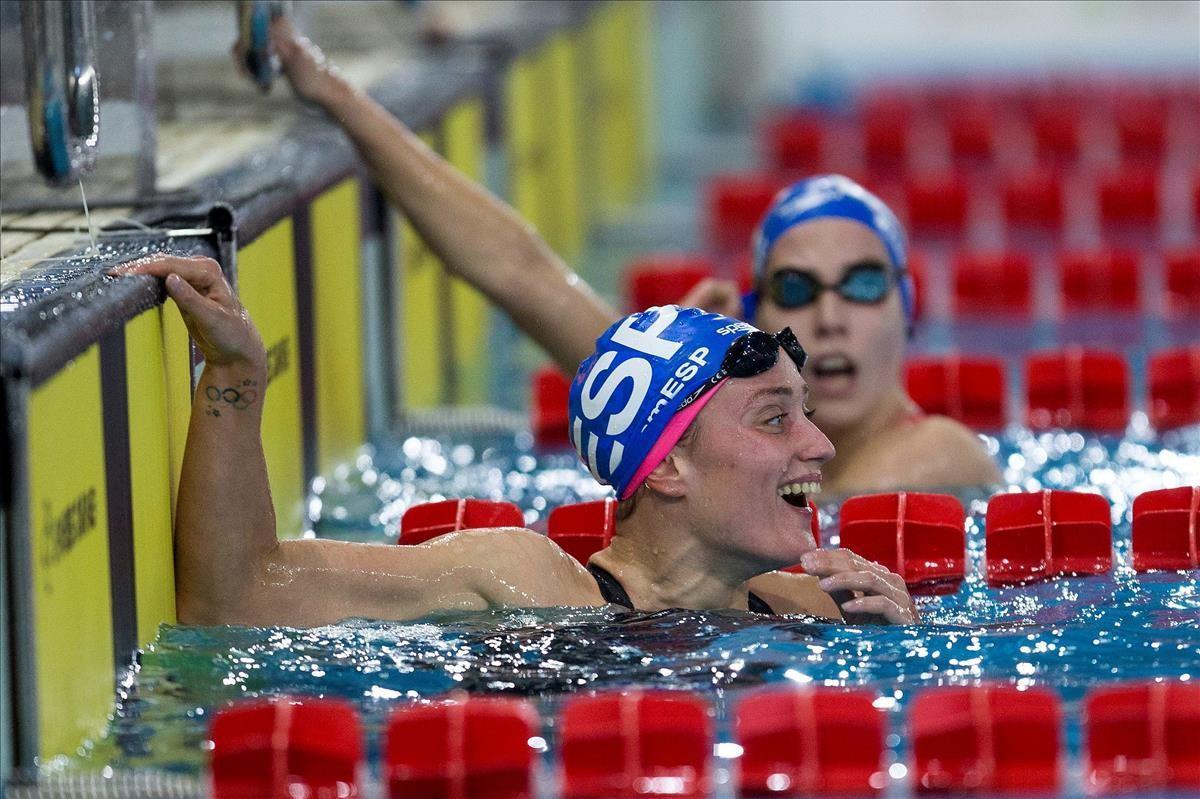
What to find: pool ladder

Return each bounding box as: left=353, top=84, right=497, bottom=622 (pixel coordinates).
left=20, top=0, right=100, bottom=185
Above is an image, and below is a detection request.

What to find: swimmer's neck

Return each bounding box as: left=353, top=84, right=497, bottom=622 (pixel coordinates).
left=819, top=386, right=919, bottom=490
left=591, top=518, right=759, bottom=612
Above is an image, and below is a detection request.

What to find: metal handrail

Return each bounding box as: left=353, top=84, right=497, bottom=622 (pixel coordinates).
left=20, top=0, right=100, bottom=185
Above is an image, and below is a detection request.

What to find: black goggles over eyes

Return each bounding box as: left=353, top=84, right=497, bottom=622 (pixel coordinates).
left=680, top=328, right=808, bottom=409
left=766, top=261, right=898, bottom=309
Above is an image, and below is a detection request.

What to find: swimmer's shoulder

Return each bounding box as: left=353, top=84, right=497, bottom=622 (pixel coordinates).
left=430, top=527, right=607, bottom=609
left=901, top=414, right=1002, bottom=486
left=744, top=571, right=842, bottom=620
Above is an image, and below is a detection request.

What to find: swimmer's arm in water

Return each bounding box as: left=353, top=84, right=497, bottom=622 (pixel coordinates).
left=269, top=18, right=615, bottom=374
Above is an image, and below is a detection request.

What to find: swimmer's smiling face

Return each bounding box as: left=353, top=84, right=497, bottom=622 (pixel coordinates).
left=755, top=218, right=908, bottom=437
left=669, top=358, right=834, bottom=570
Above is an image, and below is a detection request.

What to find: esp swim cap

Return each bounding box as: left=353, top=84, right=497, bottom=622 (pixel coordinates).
left=569, top=306, right=755, bottom=499
left=744, top=174, right=913, bottom=323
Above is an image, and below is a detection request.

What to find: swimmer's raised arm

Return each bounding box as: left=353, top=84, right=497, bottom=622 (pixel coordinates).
left=113, top=256, right=604, bottom=627
left=270, top=18, right=616, bottom=373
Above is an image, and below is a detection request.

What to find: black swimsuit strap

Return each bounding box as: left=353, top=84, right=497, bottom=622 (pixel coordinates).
left=587, top=563, right=775, bottom=615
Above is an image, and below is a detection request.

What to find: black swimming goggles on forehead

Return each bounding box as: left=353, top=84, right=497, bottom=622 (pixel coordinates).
left=765, top=260, right=899, bottom=309
left=680, top=328, right=808, bottom=409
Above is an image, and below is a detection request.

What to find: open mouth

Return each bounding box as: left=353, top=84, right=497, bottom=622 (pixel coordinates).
left=811, top=353, right=857, bottom=379
left=778, top=480, right=821, bottom=508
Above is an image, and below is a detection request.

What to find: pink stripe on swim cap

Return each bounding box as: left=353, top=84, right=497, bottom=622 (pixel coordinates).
left=619, top=379, right=729, bottom=501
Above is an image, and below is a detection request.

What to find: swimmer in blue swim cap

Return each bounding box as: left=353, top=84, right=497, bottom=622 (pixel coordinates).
left=265, top=24, right=997, bottom=494
left=125, top=255, right=917, bottom=625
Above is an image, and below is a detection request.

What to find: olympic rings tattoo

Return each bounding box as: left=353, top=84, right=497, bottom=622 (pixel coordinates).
left=205, top=378, right=259, bottom=413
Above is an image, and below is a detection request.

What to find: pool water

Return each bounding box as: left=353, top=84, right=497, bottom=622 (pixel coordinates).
left=69, top=422, right=1199, bottom=796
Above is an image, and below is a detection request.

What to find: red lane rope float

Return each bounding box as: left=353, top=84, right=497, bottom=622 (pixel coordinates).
left=984, top=489, right=1112, bottom=586
left=559, top=690, right=713, bottom=799
left=210, top=696, right=362, bottom=799
left=1002, top=168, right=1064, bottom=231
left=762, top=112, right=826, bottom=175
left=531, top=366, right=572, bottom=449
left=902, top=171, right=970, bottom=234
left=1025, top=348, right=1130, bottom=432
left=1147, top=346, right=1200, bottom=431
left=399, top=499, right=525, bottom=545
left=952, top=251, right=1033, bottom=316
left=905, top=355, right=1007, bottom=430
left=623, top=254, right=715, bottom=313
left=735, top=687, right=886, bottom=795
left=1059, top=249, right=1141, bottom=312
left=1098, top=165, right=1161, bottom=228
left=910, top=685, right=1062, bottom=794
left=384, top=695, right=538, bottom=799
left=1083, top=681, right=1200, bottom=793
left=548, top=498, right=617, bottom=565
left=837, top=492, right=966, bottom=594
left=1164, top=247, right=1200, bottom=316
left=705, top=173, right=784, bottom=254
left=1132, top=485, right=1200, bottom=572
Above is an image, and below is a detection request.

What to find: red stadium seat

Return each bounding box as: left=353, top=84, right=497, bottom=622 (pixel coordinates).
left=1059, top=249, right=1140, bottom=312
left=953, top=250, right=1033, bottom=315
left=706, top=173, right=783, bottom=253
left=211, top=697, right=362, bottom=799
left=384, top=696, right=537, bottom=799
left=1001, top=168, right=1064, bottom=231
left=1164, top=248, right=1200, bottom=316
left=1147, top=346, right=1200, bottom=431
left=559, top=691, right=712, bottom=799
left=1131, top=486, right=1199, bottom=572
left=399, top=499, right=525, bottom=545
left=910, top=685, right=1061, bottom=793
left=838, top=492, right=965, bottom=594
left=623, top=254, right=715, bottom=312
left=903, top=172, right=970, bottom=233
left=1025, top=348, right=1130, bottom=432
left=532, top=366, right=572, bottom=448
left=985, top=490, right=1112, bottom=586
left=1098, top=166, right=1161, bottom=227
left=1084, top=681, right=1200, bottom=792
left=905, top=355, right=1007, bottom=430
left=548, top=498, right=617, bottom=565
left=736, top=688, right=886, bottom=794
left=763, top=112, right=826, bottom=173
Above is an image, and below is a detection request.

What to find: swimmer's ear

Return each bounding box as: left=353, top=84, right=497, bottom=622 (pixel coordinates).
left=642, top=453, right=688, bottom=498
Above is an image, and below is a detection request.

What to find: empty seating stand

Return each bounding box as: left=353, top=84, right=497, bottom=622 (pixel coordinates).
left=1164, top=248, right=1200, bottom=315
left=905, top=356, right=1007, bottom=430
left=705, top=173, right=783, bottom=254
left=762, top=112, right=826, bottom=175
left=985, top=490, right=1112, bottom=586
left=1098, top=166, right=1161, bottom=228
left=837, top=492, right=966, bottom=594
left=1002, top=168, right=1064, bottom=231
left=903, top=172, right=970, bottom=234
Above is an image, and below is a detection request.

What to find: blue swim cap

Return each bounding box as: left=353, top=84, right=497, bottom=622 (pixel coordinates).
left=744, top=174, right=913, bottom=324
left=569, top=306, right=756, bottom=499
